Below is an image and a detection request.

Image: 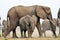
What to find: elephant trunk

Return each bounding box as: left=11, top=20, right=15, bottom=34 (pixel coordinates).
left=47, top=12, right=57, bottom=37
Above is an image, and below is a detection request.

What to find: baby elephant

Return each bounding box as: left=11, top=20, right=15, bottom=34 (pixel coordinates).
left=19, top=15, right=37, bottom=38
left=41, top=18, right=57, bottom=37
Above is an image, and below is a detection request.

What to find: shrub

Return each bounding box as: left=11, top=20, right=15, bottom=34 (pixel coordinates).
left=4, top=38, right=8, bottom=40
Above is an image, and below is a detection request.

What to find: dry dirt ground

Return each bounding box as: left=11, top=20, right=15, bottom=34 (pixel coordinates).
left=0, top=26, right=60, bottom=40
left=0, top=37, right=60, bottom=40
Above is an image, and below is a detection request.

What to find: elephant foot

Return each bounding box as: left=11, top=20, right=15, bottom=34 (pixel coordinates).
left=24, top=36, right=27, bottom=38
left=30, top=37, right=33, bottom=38
left=20, top=36, right=24, bottom=38
left=28, top=36, right=32, bottom=38
left=38, top=36, right=42, bottom=38
left=12, top=35, right=18, bottom=38
left=54, top=35, right=57, bottom=38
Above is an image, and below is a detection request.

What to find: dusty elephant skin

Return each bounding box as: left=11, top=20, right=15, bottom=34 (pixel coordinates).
left=2, top=20, right=10, bottom=33
left=57, top=8, right=60, bottom=35
left=57, top=8, right=60, bottom=19
left=57, top=8, right=60, bottom=25
left=2, top=5, right=57, bottom=38
left=41, top=18, right=60, bottom=37
left=41, top=18, right=57, bottom=37
left=19, top=15, right=36, bottom=38
left=2, top=20, right=18, bottom=38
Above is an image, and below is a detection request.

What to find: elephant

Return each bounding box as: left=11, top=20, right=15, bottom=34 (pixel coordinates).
left=19, top=15, right=37, bottom=38
left=41, top=18, right=57, bottom=37
left=2, top=20, right=10, bottom=35
left=57, top=8, right=60, bottom=26
left=57, top=8, right=60, bottom=19
left=57, top=19, right=60, bottom=35
left=2, top=5, right=57, bottom=38
left=57, top=8, right=60, bottom=35
left=41, top=18, right=60, bottom=37
left=2, top=19, right=18, bottom=38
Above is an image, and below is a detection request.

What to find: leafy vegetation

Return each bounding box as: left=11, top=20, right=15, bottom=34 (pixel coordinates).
left=4, top=38, right=8, bottom=40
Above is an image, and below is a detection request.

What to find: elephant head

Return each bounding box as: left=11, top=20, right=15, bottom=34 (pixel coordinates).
left=36, top=6, right=52, bottom=20
left=2, top=20, right=10, bottom=37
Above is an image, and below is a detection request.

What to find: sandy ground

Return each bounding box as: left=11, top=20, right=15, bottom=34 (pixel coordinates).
left=0, top=26, right=59, bottom=38
left=5, top=26, right=59, bottom=38
left=0, top=24, right=60, bottom=40
left=0, top=37, right=60, bottom=40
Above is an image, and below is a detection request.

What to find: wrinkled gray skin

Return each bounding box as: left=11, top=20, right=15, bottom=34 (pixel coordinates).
left=2, top=20, right=18, bottom=38
left=3, top=5, right=57, bottom=38
left=41, top=18, right=60, bottom=37
left=19, top=15, right=37, bottom=38
left=57, top=8, right=60, bottom=35
left=57, top=19, right=60, bottom=35
left=2, top=20, right=10, bottom=36
left=58, top=8, right=60, bottom=19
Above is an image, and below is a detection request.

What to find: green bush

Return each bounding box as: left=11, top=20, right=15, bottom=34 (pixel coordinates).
left=4, top=38, right=8, bottom=40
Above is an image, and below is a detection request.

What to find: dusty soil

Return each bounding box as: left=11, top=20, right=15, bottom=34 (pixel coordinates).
left=0, top=37, right=60, bottom=40
left=0, top=26, right=60, bottom=40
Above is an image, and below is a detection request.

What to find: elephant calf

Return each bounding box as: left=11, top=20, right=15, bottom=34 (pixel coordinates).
left=19, top=15, right=37, bottom=38
left=41, top=18, right=57, bottom=37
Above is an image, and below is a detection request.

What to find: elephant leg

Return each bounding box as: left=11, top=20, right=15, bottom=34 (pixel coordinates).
left=28, top=29, right=32, bottom=38
left=49, top=20, right=57, bottom=37
left=24, top=30, right=27, bottom=38
left=47, top=15, right=57, bottom=37
left=21, top=30, right=23, bottom=38
left=36, top=18, right=41, bottom=37
left=44, top=31, right=46, bottom=37
left=28, top=31, right=31, bottom=38
left=51, top=26, right=56, bottom=38
left=29, top=31, right=33, bottom=38
left=12, top=28, right=18, bottom=38
left=59, top=27, right=60, bottom=35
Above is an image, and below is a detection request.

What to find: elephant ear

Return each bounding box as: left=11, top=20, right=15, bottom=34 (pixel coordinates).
left=36, top=6, right=47, bottom=19
left=41, top=6, right=51, bottom=15
left=31, top=15, right=37, bottom=25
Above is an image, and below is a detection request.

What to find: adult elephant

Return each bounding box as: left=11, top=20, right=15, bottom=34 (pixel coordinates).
left=57, top=8, right=60, bottom=35
left=57, top=8, right=60, bottom=19
left=2, top=5, right=57, bottom=38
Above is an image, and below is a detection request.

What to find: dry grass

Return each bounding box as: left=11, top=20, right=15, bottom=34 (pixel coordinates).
left=0, top=37, right=60, bottom=40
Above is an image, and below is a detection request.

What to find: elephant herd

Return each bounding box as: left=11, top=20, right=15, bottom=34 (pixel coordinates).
left=2, top=5, right=60, bottom=38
